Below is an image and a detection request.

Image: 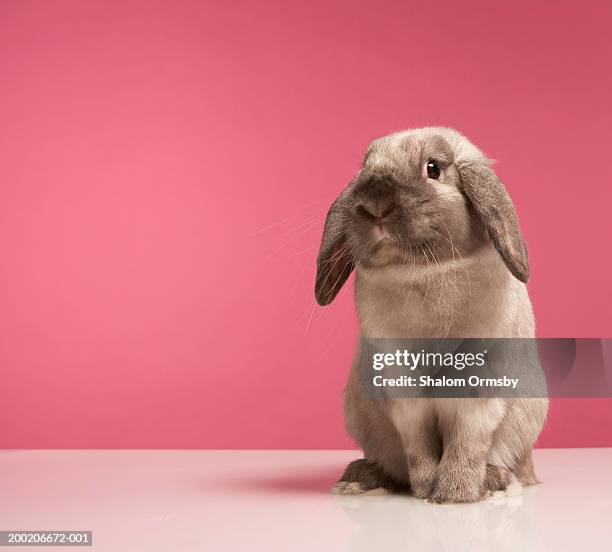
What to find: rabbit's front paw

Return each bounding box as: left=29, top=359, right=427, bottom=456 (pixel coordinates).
left=428, top=471, right=482, bottom=504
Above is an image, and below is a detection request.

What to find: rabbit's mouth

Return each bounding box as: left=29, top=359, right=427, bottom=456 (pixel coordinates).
left=372, top=223, right=393, bottom=243
left=358, top=222, right=449, bottom=268
left=365, top=239, right=405, bottom=267
left=359, top=226, right=406, bottom=267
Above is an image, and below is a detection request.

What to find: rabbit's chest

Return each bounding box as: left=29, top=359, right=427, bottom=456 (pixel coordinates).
left=354, top=252, right=519, bottom=338
left=355, top=265, right=469, bottom=338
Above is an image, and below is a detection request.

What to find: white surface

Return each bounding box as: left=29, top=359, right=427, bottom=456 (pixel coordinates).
left=1, top=449, right=611, bottom=551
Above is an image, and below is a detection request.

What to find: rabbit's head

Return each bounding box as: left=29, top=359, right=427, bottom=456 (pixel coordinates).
left=315, top=127, right=529, bottom=305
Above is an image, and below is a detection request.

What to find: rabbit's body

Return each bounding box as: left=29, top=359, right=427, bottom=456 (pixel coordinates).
left=344, top=240, right=547, bottom=502
left=315, top=127, right=548, bottom=503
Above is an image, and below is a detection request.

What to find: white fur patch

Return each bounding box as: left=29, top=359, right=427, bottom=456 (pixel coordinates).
left=489, top=473, right=523, bottom=499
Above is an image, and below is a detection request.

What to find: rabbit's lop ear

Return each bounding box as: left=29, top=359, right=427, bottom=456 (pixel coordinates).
left=315, top=196, right=354, bottom=305
left=458, top=161, right=530, bottom=283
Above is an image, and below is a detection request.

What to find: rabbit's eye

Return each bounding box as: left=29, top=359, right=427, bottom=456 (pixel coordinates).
left=426, top=160, right=441, bottom=180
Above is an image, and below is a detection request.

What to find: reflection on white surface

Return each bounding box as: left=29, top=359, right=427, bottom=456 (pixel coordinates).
left=335, top=490, right=542, bottom=552
left=0, top=449, right=610, bottom=551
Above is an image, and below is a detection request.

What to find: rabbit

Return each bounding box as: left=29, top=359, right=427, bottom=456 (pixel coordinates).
left=315, top=127, right=548, bottom=503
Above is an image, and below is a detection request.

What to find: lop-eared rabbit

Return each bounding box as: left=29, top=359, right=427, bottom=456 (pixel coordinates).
left=315, top=127, right=547, bottom=503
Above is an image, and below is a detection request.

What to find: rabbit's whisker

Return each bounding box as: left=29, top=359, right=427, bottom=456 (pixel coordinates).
left=273, top=244, right=319, bottom=262
left=250, top=200, right=329, bottom=236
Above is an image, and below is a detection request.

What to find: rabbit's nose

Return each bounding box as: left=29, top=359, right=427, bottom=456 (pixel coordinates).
left=357, top=197, right=396, bottom=220
left=355, top=172, right=396, bottom=219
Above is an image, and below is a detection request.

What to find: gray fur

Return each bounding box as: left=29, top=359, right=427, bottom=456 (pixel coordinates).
left=315, top=127, right=548, bottom=503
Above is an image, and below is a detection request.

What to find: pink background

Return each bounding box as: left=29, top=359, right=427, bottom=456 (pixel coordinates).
left=1, top=0, right=611, bottom=449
